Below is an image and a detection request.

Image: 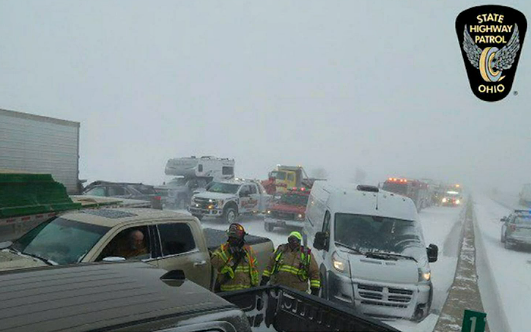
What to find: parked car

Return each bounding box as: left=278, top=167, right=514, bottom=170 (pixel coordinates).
left=304, top=182, right=438, bottom=321
left=0, top=261, right=399, bottom=332
left=0, top=208, right=274, bottom=290
left=83, top=180, right=163, bottom=209
left=500, top=210, right=531, bottom=249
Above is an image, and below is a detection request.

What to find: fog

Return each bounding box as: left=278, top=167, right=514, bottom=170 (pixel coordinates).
left=0, top=0, right=530, bottom=194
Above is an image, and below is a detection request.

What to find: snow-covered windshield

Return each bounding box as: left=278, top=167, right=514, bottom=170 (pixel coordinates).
left=207, top=182, right=240, bottom=194
left=11, top=217, right=109, bottom=265
left=334, top=213, right=423, bottom=255
left=168, top=177, right=187, bottom=186
left=279, top=193, right=309, bottom=206
left=382, top=182, right=408, bottom=195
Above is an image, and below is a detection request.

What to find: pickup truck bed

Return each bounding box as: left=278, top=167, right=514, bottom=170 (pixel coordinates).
left=204, top=228, right=274, bottom=275
left=220, top=285, right=400, bottom=332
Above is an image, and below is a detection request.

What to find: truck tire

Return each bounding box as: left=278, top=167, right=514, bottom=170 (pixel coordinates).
left=264, top=223, right=274, bottom=232
left=223, top=206, right=238, bottom=224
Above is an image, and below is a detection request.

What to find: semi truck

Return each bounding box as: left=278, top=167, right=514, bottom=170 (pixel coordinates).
left=0, top=108, right=81, bottom=194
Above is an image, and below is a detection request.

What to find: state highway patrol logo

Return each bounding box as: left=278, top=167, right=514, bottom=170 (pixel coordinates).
left=456, top=5, right=527, bottom=102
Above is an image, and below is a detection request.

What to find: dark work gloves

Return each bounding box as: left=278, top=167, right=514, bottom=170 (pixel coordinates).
left=260, top=276, right=270, bottom=286
left=310, top=287, right=319, bottom=296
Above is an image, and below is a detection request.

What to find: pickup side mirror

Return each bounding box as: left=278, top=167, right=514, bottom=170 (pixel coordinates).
left=313, top=232, right=329, bottom=251
left=500, top=217, right=508, bottom=222
left=427, top=244, right=438, bottom=263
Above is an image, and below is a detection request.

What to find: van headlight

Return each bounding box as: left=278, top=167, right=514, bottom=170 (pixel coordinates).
left=442, top=198, right=447, bottom=203
left=456, top=199, right=460, bottom=204
left=295, top=213, right=304, bottom=221
left=332, top=251, right=347, bottom=273
left=418, top=269, right=431, bottom=282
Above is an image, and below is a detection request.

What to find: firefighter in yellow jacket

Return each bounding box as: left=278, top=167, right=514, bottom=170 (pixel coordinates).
left=211, top=223, right=259, bottom=292
left=260, top=231, right=320, bottom=295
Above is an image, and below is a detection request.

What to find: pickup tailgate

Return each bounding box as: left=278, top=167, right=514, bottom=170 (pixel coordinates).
left=220, top=285, right=399, bottom=332
left=204, top=228, right=274, bottom=274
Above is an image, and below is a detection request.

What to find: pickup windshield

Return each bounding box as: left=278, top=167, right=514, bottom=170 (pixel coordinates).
left=11, top=217, right=110, bottom=265
left=280, top=193, right=309, bottom=206
left=207, top=182, right=240, bottom=194
left=334, top=213, right=423, bottom=256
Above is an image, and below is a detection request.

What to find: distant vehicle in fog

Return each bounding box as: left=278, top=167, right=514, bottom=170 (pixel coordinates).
left=83, top=180, right=162, bottom=209
left=519, top=184, right=531, bottom=206
left=500, top=210, right=531, bottom=250
left=381, top=177, right=430, bottom=212
left=162, top=156, right=234, bottom=209
left=304, top=181, right=438, bottom=321
left=441, top=191, right=462, bottom=207
left=190, top=179, right=271, bottom=223
left=264, top=187, right=310, bottom=232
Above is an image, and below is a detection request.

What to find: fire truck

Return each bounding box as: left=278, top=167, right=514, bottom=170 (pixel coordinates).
left=381, top=177, right=430, bottom=212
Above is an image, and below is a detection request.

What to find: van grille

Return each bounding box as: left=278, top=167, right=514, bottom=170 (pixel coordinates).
left=357, top=283, right=413, bottom=306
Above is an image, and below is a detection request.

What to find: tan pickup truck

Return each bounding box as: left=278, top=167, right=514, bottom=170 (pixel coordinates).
left=0, top=208, right=274, bottom=290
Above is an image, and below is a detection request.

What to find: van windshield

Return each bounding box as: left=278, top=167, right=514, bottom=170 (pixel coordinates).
left=334, top=213, right=424, bottom=255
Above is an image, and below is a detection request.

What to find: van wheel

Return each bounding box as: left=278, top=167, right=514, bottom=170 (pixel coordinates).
left=264, top=223, right=274, bottom=232
left=224, top=207, right=238, bottom=224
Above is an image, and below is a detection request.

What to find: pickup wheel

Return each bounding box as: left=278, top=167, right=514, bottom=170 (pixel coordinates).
left=224, top=206, right=238, bottom=224
left=501, top=229, right=506, bottom=243
left=264, top=223, right=274, bottom=232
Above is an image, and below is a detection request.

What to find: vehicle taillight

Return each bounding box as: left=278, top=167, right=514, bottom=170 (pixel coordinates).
left=154, top=196, right=161, bottom=201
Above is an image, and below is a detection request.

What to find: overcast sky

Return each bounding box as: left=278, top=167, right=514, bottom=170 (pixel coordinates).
left=1, top=0, right=530, bottom=193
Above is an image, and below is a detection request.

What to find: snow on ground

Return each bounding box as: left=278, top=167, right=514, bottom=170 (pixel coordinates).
left=389, top=205, right=464, bottom=332
left=473, top=193, right=531, bottom=332
left=175, top=205, right=464, bottom=332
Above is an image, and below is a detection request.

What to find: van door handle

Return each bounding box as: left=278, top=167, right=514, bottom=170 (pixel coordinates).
left=194, top=260, right=207, bottom=267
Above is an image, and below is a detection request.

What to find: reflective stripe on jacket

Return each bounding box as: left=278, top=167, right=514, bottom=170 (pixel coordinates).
left=263, top=244, right=320, bottom=292
left=211, top=243, right=259, bottom=292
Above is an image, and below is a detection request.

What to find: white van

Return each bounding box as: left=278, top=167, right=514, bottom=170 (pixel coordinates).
left=303, top=181, right=438, bottom=321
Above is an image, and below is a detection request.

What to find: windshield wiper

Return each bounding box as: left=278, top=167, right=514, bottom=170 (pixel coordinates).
left=20, top=252, right=57, bottom=266
left=335, top=242, right=363, bottom=255
left=365, top=251, right=417, bottom=262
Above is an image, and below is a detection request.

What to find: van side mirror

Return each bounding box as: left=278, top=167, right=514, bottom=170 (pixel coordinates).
left=427, top=244, right=438, bottom=263
left=313, top=232, right=329, bottom=251
left=500, top=217, right=508, bottom=222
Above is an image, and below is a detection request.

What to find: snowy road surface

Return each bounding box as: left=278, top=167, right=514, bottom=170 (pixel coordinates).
left=473, top=194, right=531, bottom=332
left=175, top=205, right=465, bottom=332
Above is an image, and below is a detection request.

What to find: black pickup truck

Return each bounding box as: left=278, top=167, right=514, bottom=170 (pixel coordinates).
left=0, top=261, right=399, bottom=332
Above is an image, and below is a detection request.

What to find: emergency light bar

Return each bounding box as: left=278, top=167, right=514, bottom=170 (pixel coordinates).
left=387, top=178, right=408, bottom=183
